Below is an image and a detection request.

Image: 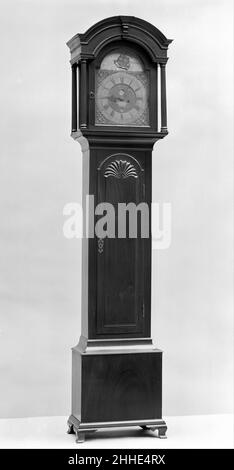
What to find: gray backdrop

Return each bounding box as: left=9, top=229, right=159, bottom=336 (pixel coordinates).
left=0, top=0, right=233, bottom=418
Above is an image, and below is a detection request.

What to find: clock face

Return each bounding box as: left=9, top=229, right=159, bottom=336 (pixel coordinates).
left=95, top=50, right=149, bottom=127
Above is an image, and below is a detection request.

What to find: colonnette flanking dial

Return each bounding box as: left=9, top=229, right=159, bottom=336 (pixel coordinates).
left=95, top=49, right=149, bottom=127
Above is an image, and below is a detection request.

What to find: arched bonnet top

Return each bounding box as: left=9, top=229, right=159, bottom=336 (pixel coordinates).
left=67, top=16, right=173, bottom=65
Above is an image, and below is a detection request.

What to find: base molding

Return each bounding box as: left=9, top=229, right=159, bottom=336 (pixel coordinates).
left=67, top=415, right=167, bottom=443
left=75, top=335, right=159, bottom=355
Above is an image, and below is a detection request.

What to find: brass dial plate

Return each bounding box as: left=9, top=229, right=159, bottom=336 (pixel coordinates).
left=95, top=51, right=149, bottom=127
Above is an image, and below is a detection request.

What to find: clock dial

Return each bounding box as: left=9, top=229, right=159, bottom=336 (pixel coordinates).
left=95, top=50, right=149, bottom=127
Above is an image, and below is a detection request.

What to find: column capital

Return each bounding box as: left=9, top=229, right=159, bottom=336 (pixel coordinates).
left=158, top=58, right=168, bottom=66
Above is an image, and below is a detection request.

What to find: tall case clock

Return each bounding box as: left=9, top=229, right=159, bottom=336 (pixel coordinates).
left=67, top=16, right=172, bottom=443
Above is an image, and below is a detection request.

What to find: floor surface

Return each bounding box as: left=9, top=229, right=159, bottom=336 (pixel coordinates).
left=0, top=414, right=233, bottom=449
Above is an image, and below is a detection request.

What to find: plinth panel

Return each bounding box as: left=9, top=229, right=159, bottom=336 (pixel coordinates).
left=72, top=350, right=163, bottom=424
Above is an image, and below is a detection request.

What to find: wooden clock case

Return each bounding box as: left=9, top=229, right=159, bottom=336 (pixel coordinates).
left=66, top=16, right=172, bottom=443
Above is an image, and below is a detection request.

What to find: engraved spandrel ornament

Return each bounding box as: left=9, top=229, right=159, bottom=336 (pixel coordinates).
left=114, top=54, right=130, bottom=70
left=95, top=48, right=149, bottom=127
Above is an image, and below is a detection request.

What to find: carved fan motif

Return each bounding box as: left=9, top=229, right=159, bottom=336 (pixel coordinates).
left=104, top=160, right=138, bottom=179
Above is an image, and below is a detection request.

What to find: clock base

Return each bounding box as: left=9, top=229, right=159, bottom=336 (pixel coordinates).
left=67, top=341, right=167, bottom=443
left=67, top=415, right=167, bottom=443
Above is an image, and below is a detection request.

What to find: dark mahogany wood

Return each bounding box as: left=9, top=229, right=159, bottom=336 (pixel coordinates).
left=68, top=344, right=167, bottom=442
left=71, top=64, right=77, bottom=132
left=66, top=15, right=172, bottom=443
left=160, top=63, right=167, bottom=132
left=81, top=351, right=162, bottom=422
left=93, top=148, right=151, bottom=339
left=74, top=143, right=154, bottom=341
left=80, top=59, right=87, bottom=128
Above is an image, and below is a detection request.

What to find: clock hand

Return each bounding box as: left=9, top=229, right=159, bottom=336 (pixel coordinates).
left=99, top=95, right=130, bottom=104
left=110, top=95, right=124, bottom=102
left=109, top=95, right=130, bottom=103
left=99, top=95, right=119, bottom=102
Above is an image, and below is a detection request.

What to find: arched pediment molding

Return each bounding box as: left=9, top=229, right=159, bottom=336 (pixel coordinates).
left=67, top=16, right=172, bottom=64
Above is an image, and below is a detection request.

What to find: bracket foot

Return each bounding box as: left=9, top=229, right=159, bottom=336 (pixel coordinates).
left=67, top=423, right=75, bottom=434
left=140, top=423, right=167, bottom=438
left=158, top=426, right=167, bottom=439
left=75, top=431, right=85, bottom=443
